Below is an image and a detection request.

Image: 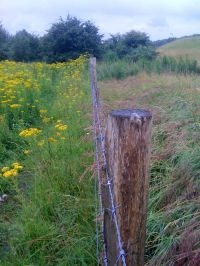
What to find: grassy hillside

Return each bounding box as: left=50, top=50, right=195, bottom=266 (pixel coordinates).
left=157, top=36, right=200, bottom=63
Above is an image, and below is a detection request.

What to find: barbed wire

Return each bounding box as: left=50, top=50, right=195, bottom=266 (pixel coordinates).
left=90, top=62, right=107, bottom=265
left=90, top=58, right=126, bottom=266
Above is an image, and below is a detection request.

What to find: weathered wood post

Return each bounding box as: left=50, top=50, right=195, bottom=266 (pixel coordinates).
left=103, top=109, right=152, bottom=265
left=89, top=57, right=99, bottom=105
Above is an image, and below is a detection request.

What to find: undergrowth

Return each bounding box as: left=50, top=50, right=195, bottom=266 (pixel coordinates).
left=0, top=57, right=96, bottom=265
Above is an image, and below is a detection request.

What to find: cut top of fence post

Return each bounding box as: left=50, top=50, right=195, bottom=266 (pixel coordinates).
left=110, top=108, right=152, bottom=120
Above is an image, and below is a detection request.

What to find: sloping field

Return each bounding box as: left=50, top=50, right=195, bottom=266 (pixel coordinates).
left=100, top=72, right=200, bottom=265
left=158, top=36, right=200, bottom=63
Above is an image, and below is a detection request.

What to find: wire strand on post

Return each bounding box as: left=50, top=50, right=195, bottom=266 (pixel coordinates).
left=90, top=58, right=107, bottom=266
left=90, top=57, right=126, bottom=266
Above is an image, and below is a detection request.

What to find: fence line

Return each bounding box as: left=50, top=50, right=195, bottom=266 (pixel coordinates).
left=90, top=57, right=126, bottom=265
left=89, top=57, right=107, bottom=265
left=90, top=57, right=152, bottom=266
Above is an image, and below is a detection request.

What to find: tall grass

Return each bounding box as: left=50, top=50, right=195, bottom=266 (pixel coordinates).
left=97, top=56, right=200, bottom=81
left=97, top=59, right=140, bottom=80
left=0, top=57, right=97, bottom=265
left=141, top=76, right=200, bottom=265
left=100, top=72, right=200, bottom=265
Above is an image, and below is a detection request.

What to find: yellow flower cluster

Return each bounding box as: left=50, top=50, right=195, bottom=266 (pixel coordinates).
left=0, top=55, right=87, bottom=183
left=19, top=128, right=42, bottom=137
left=23, top=149, right=31, bottom=155
left=12, top=162, right=23, bottom=170
left=48, top=137, right=57, bottom=143
left=39, top=109, right=52, bottom=124
left=37, top=140, right=45, bottom=146
left=0, top=61, right=41, bottom=111
left=39, top=109, right=47, bottom=115
left=55, top=122, right=68, bottom=131
left=1, top=162, right=23, bottom=178
left=0, top=56, right=86, bottom=115
left=10, top=103, right=21, bottom=108
left=42, top=117, right=51, bottom=123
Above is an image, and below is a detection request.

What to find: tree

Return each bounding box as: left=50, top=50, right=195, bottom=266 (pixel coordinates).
left=0, top=23, right=10, bottom=60
left=102, top=30, right=157, bottom=62
left=11, top=30, right=41, bottom=62
left=123, top=30, right=150, bottom=48
left=41, top=16, right=103, bottom=62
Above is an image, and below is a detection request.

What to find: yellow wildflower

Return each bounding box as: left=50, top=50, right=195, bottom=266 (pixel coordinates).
left=42, top=117, right=51, bottom=123
left=0, top=115, right=5, bottom=123
left=48, top=137, right=57, bottom=142
left=37, top=140, right=45, bottom=146
left=2, top=166, right=9, bottom=173
left=12, top=162, right=23, bottom=171
left=1, top=100, right=11, bottom=104
left=1, top=161, right=23, bottom=178
left=10, top=104, right=21, bottom=108
left=55, top=123, right=68, bottom=131
left=3, top=169, right=18, bottom=178
left=19, top=128, right=42, bottom=137
left=39, top=109, right=47, bottom=115
left=23, top=149, right=31, bottom=155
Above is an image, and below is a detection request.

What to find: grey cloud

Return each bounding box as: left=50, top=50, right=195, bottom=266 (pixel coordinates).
left=1, top=0, right=200, bottom=40
left=149, top=17, right=168, bottom=28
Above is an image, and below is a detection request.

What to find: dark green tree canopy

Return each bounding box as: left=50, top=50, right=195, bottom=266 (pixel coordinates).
left=12, top=30, right=41, bottom=62
left=123, top=30, right=150, bottom=48
left=42, top=16, right=103, bottom=62
left=0, top=23, right=11, bottom=60
left=0, top=17, right=158, bottom=63
left=102, top=30, right=157, bottom=61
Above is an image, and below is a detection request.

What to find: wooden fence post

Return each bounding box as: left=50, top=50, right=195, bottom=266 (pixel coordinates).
left=103, top=109, right=152, bottom=265
left=89, top=57, right=99, bottom=105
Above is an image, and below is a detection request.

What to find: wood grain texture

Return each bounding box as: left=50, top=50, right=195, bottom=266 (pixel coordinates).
left=104, top=109, right=152, bottom=265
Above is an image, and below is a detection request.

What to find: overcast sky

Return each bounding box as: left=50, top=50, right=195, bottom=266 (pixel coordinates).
left=1, top=0, right=200, bottom=41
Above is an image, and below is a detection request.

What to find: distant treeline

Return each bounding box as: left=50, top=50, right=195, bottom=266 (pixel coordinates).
left=1, top=15, right=199, bottom=63
left=153, top=34, right=200, bottom=47
left=0, top=15, right=157, bottom=63
left=153, top=37, right=177, bottom=47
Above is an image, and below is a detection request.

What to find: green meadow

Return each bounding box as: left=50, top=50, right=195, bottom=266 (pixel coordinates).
left=1, top=35, right=200, bottom=265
